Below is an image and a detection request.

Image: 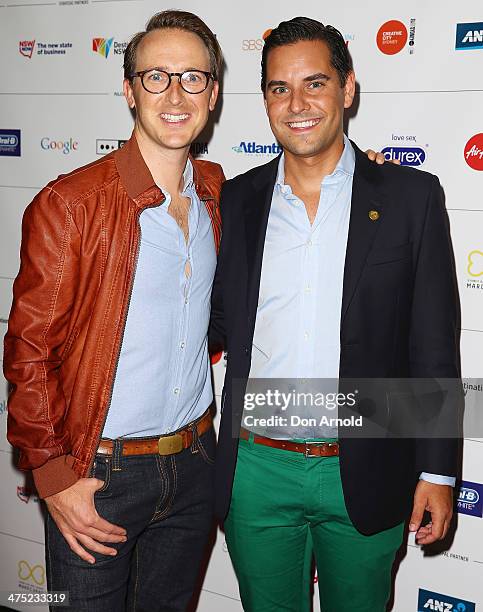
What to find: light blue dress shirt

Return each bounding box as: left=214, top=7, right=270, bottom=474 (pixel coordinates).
left=249, top=136, right=454, bottom=487
left=103, top=159, right=216, bottom=437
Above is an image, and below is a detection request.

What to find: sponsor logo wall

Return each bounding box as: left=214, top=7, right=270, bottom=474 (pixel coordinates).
left=1, top=2, right=482, bottom=611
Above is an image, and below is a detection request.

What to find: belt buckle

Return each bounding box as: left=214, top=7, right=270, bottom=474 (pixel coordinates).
left=157, top=433, right=183, bottom=456
left=304, top=441, right=335, bottom=458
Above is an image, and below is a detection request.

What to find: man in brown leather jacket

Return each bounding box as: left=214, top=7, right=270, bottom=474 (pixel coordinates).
left=4, top=10, right=224, bottom=611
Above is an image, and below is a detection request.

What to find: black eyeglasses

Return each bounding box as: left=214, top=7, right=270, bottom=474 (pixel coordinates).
left=130, top=68, right=215, bottom=94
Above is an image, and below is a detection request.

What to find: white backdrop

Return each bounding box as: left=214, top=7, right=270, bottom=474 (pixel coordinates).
left=1, top=1, right=482, bottom=610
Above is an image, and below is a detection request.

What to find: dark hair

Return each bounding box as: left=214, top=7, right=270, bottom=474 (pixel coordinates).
left=261, top=17, right=352, bottom=93
left=124, top=10, right=222, bottom=81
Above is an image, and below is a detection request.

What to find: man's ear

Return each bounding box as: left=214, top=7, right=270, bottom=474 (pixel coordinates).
left=123, top=78, right=136, bottom=110
left=343, top=71, right=356, bottom=110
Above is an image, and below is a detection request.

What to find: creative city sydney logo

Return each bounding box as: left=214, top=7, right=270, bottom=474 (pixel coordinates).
left=376, top=19, right=416, bottom=55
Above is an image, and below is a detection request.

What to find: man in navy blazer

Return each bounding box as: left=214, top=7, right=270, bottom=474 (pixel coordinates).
left=210, top=17, right=460, bottom=612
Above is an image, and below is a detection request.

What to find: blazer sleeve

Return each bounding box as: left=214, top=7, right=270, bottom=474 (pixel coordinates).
left=408, top=174, right=462, bottom=477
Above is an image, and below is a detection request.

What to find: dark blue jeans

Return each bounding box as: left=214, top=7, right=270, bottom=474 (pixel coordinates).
left=45, top=426, right=216, bottom=611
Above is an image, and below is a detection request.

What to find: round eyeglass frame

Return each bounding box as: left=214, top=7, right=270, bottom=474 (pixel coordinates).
left=130, top=68, right=215, bottom=94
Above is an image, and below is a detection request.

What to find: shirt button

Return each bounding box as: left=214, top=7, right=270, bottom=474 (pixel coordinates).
left=185, top=298, right=189, bottom=305
left=180, top=342, right=185, bottom=349
left=304, top=332, right=309, bottom=340
left=305, top=286, right=311, bottom=293
left=307, top=240, right=312, bottom=247
left=174, top=388, right=180, bottom=395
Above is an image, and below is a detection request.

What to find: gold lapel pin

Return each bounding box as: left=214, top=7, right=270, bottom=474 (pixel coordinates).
left=368, top=210, right=380, bottom=221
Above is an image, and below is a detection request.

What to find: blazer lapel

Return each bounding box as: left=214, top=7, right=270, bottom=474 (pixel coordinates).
left=244, top=156, right=280, bottom=326
left=341, top=144, right=385, bottom=325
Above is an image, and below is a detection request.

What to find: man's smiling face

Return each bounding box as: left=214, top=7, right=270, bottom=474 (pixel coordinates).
left=264, top=39, right=354, bottom=159
left=124, top=27, right=218, bottom=155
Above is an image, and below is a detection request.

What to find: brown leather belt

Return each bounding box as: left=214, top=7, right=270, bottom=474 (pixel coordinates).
left=240, top=427, right=339, bottom=458
left=97, top=410, right=213, bottom=457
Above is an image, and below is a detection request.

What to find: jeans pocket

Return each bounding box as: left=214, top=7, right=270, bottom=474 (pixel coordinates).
left=196, top=428, right=216, bottom=465
left=92, top=455, right=112, bottom=495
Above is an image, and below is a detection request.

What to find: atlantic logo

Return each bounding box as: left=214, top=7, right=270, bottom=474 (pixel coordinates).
left=382, top=146, right=426, bottom=166
left=92, top=37, right=127, bottom=58
left=233, top=141, right=281, bottom=155
left=0, top=129, right=21, bottom=157
left=456, top=22, right=483, bottom=50
left=92, top=37, right=113, bottom=58
left=417, top=588, right=475, bottom=611
left=457, top=480, right=483, bottom=517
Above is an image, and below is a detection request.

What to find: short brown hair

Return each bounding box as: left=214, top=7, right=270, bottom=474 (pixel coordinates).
left=123, top=10, right=222, bottom=82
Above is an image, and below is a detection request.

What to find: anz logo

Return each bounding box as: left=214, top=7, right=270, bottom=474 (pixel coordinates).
left=456, top=22, right=483, bottom=50
left=418, top=589, right=475, bottom=612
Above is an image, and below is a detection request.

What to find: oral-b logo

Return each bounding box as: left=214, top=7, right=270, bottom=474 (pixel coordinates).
left=456, top=22, right=483, bottom=50
left=418, top=588, right=475, bottom=611
left=382, top=146, right=426, bottom=166
left=457, top=480, right=483, bottom=517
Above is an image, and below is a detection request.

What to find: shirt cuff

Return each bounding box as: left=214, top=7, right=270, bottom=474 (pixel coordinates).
left=419, top=472, right=456, bottom=487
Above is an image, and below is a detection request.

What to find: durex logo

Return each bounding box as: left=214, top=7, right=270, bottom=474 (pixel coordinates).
left=456, top=22, right=483, bottom=50
left=382, top=146, right=426, bottom=166
left=418, top=588, right=475, bottom=611
left=457, top=480, right=483, bottom=517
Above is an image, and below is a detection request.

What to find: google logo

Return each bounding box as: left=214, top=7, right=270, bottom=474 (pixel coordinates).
left=41, top=137, right=78, bottom=154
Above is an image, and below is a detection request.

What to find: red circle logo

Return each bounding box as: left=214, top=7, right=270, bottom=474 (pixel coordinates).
left=464, top=134, right=483, bottom=171
left=376, top=20, right=408, bottom=55
left=210, top=350, right=223, bottom=365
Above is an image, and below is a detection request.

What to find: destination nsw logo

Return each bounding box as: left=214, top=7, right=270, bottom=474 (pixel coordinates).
left=92, top=37, right=127, bottom=58
left=233, top=141, right=281, bottom=156
left=417, top=588, right=475, bottom=611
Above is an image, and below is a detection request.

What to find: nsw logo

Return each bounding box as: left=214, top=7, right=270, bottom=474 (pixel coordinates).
left=92, top=37, right=114, bottom=58
left=456, top=22, right=483, bottom=50
left=0, top=129, right=21, bottom=157
left=19, top=40, right=35, bottom=58
left=382, top=146, right=425, bottom=166
left=457, top=480, right=483, bottom=517
left=418, top=588, right=475, bottom=611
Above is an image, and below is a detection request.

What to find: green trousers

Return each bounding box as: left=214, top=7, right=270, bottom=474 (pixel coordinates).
left=224, top=436, right=404, bottom=612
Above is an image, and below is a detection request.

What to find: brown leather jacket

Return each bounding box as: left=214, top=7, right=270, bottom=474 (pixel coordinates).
left=4, top=134, right=224, bottom=499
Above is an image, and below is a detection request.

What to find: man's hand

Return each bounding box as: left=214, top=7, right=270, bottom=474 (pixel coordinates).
left=365, top=149, right=401, bottom=165
left=45, top=477, right=127, bottom=564
left=409, top=480, right=453, bottom=545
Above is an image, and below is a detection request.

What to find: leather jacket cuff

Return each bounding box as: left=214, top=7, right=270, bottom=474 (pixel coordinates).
left=32, top=454, right=79, bottom=499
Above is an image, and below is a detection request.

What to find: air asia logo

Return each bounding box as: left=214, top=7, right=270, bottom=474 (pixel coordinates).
left=92, top=37, right=127, bottom=58
left=41, top=137, right=78, bottom=154
left=456, top=22, right=483, bottom=50
left=19, top=40, right=35, bottom=57
left=464, top=134, right=483, bottom=171
left=96, top=139, right=127, bottom=155
left=19, top=39, right=72, bottom=57
left=376, top=19, right=416, bottom=55
left=382, top=133, right=427, bottom=166
left=457, top=480, right=483, bottom=517
left=18, top=560, right=46, bottom=587
left=233, top=141, right=281, bottom=156
left=0, top=129, right=21, bottom=157
left=417, top=589, right=475, bottom=611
